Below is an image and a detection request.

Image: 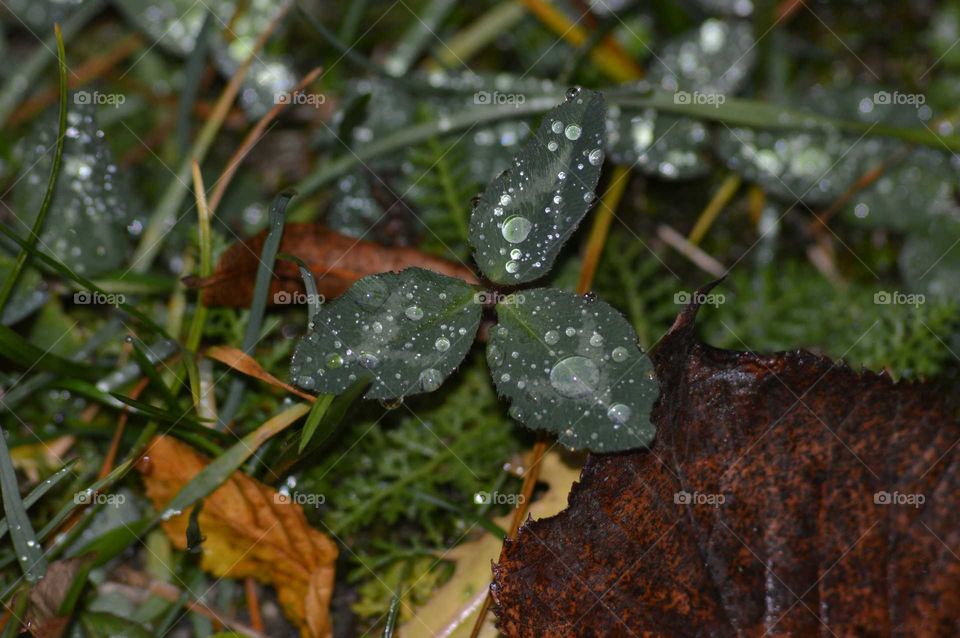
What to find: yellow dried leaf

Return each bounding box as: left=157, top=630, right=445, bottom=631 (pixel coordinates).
left=139, top=435, right=337, bottom=638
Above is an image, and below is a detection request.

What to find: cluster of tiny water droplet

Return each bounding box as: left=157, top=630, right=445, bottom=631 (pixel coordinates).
left=290, top=270, right=481, bottom=400
left=470, top=88, right=605, bottom=285
left=487, top=290, right=657, bottom=451
left=14, top=100, right=140, bottom=276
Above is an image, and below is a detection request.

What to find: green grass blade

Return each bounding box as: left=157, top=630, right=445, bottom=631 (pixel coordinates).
left=217, top=191, right=293, bottom=429
left=0, top=420, right=46, bottom=582
left=128, top=335, right=180, bottom=411
left=0, top=224, right=170, bottom=338
left=0, top=462, right=74, bottom=540
left=0, top=24, right=68, bottom=313
left=0, top=323, right=103, bottom=380
left=298, top=394, right=335, bottom=453
left=611, top=91, right=960, bottom=151
left=159, top=402, right=309, bottom=519
left=278, top=251, right=320, bottom=326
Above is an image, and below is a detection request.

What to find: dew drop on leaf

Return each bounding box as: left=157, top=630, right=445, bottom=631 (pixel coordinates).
left=549, top=356, right=600, bottom=399
left=607, top=403, right=632, bottom=424
left=359, top=352, right=380, bottom=369
left=419, top=368, right=442, bottom=391
left=501, top=216, right=532, bottom=243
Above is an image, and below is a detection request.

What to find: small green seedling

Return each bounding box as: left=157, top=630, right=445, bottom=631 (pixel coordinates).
left=290, top=88, right=659, bottom=452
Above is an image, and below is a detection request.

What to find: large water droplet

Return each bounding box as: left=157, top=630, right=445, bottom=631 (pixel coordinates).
left=549, top=356, right=600, bottom=399
left=544, top=330, right=559, bottom=345
left=607, top=403, right=632, bottom=425
left=589, top=333, right=603, bottom=347
left=435, top=337, right=450, bottom=352
left=611, top=346, right=629, bottom=362
left=359, top=352, right=380, bottom=369
left=564, top=124, right=582, bottom=140
left=510, top=248, right=522, bottom=260
left=326, top=353, right=343, bottom=369
left=505, top=260, right=519, bottom=274
left=502, top=216, right=532, bottom=243
left=405, top=306, right=424, bottom=320
left=354, top=277, right=390, bottom=311
left=588, top=149, right=603, bottom=166
left=551, top=120, right=563, bottom=134
left=547, top=141, right=558, bottom=152
left=419, top=368, right=442, bottom=392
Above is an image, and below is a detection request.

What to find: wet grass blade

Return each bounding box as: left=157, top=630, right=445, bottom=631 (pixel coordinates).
left=298, top=394, right=335, bottom=453
left=381, top=593, right=401, bottom=638
left=278, top=251, right=321, bottom=326
left=128, top=335, right=180, bottom=411
left=276, top=378, right=369, bottom=473
left=0, top=323, right=103, bottom=379
left=0, top=417, right=46, bottom=582
left=217, top=191, right=293, bottom=429
left=176, top=10, right=214, bottom=155
left=612, top=91, right=960, bottom=151
left=0, top=425, right=157, bottom=576
left=0, top=223, right=170, bottom=338
left=186, top=160, right=213, bottom=354
left=0, top=24, right=67, bottom=313
left=0, top=462, right=74, bottom=540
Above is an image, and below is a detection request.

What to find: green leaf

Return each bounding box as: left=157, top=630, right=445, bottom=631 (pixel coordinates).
left=469, top=88, right=606, bottom=284
left=290, top=268, right=481, bottom=400
left=10, top=98, right=137, bottom=277
left=488, top=288, right=657, bottom=452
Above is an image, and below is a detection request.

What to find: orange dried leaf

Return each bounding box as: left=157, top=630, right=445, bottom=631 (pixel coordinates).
left=140, top=435, right=337, bottom=638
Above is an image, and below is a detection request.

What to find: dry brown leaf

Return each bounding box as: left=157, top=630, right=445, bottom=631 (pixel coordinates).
left=186, top=223, right=479, bottom=307
left=493, top=292, right=960, bottom=636
left=139, top=435, right=337, bottom=638
left=204, top=345, right=315, bottom=402
left=25, top=557, right=88, bottom=638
